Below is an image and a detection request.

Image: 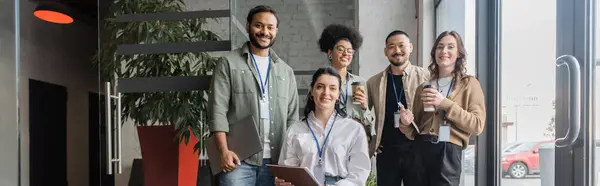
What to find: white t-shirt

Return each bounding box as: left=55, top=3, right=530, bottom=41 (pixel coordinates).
left=253, top=55, right=272, bottom=158
left=432, top=77, right=454, bottom=97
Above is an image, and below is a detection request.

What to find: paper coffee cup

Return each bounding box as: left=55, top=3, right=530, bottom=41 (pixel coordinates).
left=423, top=84, right=437, bottom=112
left=351, top=81, right=365, bottom=104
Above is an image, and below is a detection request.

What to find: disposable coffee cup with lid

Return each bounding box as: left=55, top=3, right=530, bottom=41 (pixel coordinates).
left=351, top=81, right=365, bottom=104
left=423, top=83, right=437, bottom=112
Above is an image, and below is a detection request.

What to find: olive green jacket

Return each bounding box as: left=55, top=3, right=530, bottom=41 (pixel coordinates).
left=208, top=42, right=300, bottom=166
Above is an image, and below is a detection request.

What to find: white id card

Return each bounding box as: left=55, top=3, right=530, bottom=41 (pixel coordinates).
left=259, top=99, right=270, bottom=119
left=438, top=124, right=451, bottom=142
left=394, top=112, right=401, bottom=128
left=314, top=163, right=325, bottom=185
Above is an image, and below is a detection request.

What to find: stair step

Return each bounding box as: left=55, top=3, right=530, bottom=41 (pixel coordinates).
left=117, top=76, right=211, bottom=93
left=116, top=9, right=230, bottom=22
left=116, top=40, right=231, bottom=55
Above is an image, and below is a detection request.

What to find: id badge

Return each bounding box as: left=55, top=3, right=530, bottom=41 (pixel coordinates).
left=394, top=112, right=401, bottom=128
left=438, top=124, right=451, bottom=142
left=259, top=99, right=269, bottom=119
left=314, top=163, right=325, bottom=186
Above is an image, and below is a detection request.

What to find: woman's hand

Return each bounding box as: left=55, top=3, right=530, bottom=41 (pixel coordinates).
left=275, top=177, right=294, bottom=186
left=353, top=88, right=368, bottom=110
left=421, top=87, right=445, bottom=107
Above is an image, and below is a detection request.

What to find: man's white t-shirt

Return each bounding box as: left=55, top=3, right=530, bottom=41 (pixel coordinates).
left=253, top=55, right=271, bottom=158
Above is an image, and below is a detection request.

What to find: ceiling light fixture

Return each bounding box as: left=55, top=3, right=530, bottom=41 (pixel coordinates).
left=33, top=2, right=73, bottom=24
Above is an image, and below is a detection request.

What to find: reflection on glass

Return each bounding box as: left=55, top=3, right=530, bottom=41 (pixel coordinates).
left=594, top=0, right=600, bottom=185
left=0, top=0, right=20, bottom=184
left=500, top=0, right=556, bottom=185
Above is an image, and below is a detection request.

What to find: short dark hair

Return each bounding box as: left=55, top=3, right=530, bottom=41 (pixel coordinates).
left=385, top=30, right=410, bottom=44
left=318, top=24, right=363, bottom=53
left=246, top=5, right=279, bottom=27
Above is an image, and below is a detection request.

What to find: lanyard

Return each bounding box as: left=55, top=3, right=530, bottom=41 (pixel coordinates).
left=440, top=79, right=454, bottom=121
left=390, top=71, right=405, bottom=109
left=250, top=52, right=271, bottom=97
left=341, top=73, right=350, bottom=104
left=305, top=114, right=338, bottom=164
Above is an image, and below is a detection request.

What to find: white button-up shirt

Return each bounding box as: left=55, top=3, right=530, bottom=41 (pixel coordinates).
left=278, top=111, right=371, bottom=186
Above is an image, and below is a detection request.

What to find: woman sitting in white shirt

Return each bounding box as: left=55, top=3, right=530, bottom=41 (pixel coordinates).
left=276, top=67, right=371, bottom=186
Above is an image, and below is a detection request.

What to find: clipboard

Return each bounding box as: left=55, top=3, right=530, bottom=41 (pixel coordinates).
left=267, top=164, right=321, bottom=186
left=206, top=115, right=263, bottom=175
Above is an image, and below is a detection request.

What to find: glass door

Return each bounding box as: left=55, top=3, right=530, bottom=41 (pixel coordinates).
left=498, top=0, right=559, bottom=185
left=0, top=0, right=21, bottom=185
left=494, top=0, right=595, bottom=185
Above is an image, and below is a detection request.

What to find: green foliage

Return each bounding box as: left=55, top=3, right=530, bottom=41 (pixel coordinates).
left=544, top=100, right=556, bottom=138
left=93, top=0, right=222, bottom=149
left=366, top=172, right=377, bottom=186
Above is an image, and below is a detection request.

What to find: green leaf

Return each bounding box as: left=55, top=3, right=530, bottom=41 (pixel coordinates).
left=95, top=0, right=221, bottom=150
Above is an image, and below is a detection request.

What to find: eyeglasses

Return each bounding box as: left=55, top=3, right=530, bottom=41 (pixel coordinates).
left=334, top=45, right=355, bottom=55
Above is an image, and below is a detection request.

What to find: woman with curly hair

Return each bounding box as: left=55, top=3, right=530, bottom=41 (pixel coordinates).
left=317, top=24, right=376, bottom=141
left=398, top=31, right=486, bottom=186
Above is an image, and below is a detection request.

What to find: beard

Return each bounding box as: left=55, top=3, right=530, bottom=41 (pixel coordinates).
left=248, top=31, right=275, bottom=49
left=389, top=54, right=408, bottom=66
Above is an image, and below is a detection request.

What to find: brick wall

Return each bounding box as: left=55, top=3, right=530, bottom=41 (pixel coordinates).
left=185, top=0, right=357, bottom=103
left=232, top=0, right=356, bottom=102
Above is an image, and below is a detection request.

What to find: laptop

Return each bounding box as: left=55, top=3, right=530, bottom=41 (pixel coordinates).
left=206, top=115, right=263, bottom=175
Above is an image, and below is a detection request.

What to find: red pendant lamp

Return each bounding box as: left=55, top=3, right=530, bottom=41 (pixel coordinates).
left=33, top=2, right=73, bottom=24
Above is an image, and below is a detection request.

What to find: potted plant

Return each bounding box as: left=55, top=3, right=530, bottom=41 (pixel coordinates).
left=366, top=173, right=377, bottom=186
left=93, top=0, right=221, bottom=185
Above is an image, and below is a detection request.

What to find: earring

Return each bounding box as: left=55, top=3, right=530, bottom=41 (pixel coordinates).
left=328, top=55, right=332, bottom=60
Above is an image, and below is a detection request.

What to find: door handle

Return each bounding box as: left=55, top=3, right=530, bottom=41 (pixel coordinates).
left=555, top=55, right=581, bottom=148
left=105, top=82, right=112, bottom=175
left=105, top=82, right=123, bottom=174
left=116, top=92, right=122, bottom=174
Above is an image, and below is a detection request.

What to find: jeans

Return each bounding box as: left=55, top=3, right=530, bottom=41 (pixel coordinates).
left=219, top=158, right=275, bottom=186
left=325, top=176, right=342, bottom=185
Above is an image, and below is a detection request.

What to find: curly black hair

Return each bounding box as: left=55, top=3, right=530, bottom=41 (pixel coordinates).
left=317, top=24, right=363, bottom=53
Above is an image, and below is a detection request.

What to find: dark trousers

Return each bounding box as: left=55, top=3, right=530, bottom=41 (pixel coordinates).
left=376, top=144, right=418, bottom=186
left=413, top=135, right=463, bottom=186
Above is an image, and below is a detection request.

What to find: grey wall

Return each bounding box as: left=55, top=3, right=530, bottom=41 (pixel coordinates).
left=418, top=0, right=436, bottom=68
left=435, top=0, right=476, bottom=74
left=17, top=1, right=98, bottom=186
left=357, top=0, right=418, bottom=78
left=0, top=0, right=20, bottom=185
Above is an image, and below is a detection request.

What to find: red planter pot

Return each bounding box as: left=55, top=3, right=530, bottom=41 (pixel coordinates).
left=137, top=125, right=199, bottom=186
